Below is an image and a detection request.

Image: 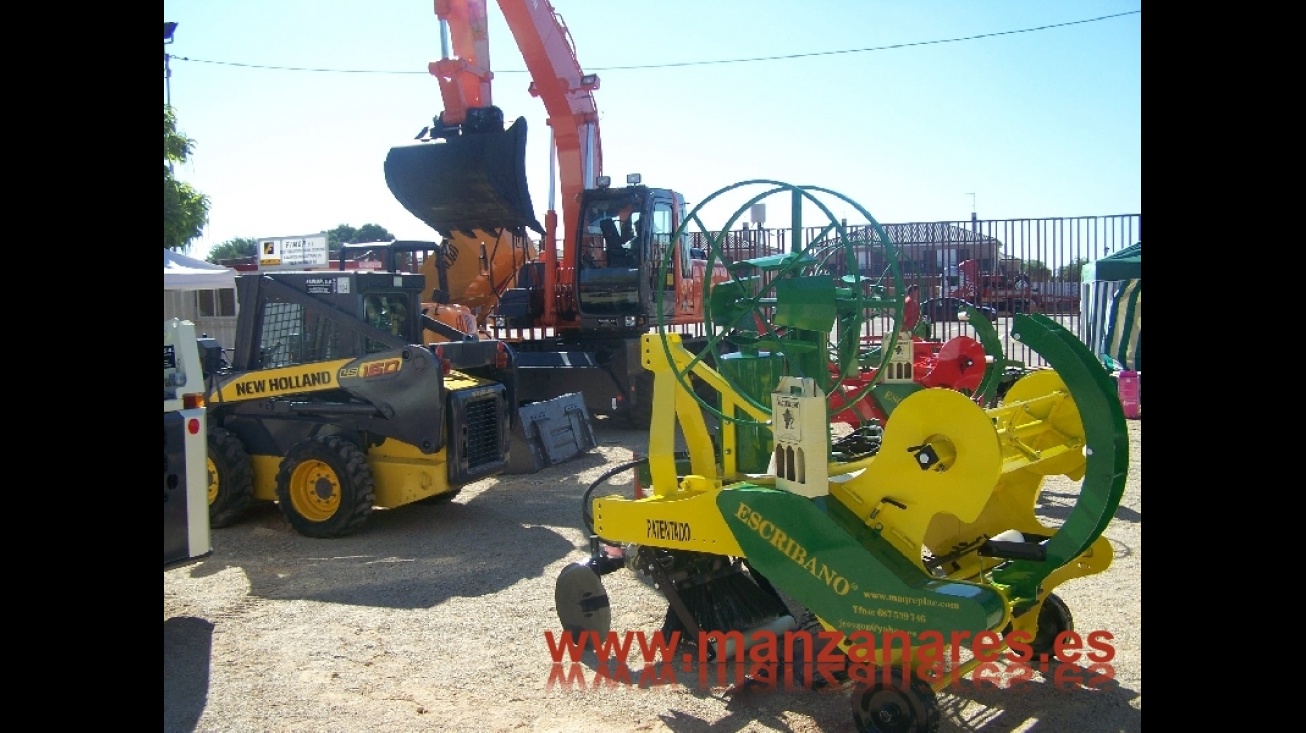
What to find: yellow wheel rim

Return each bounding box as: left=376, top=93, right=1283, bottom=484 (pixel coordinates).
left=207, top=456, right=220, bottom=504
left=288, top=459, right=342, bottom=522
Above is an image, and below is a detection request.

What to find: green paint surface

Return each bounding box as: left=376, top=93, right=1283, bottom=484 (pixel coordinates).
left=718, top=487, right=1006, bottom=642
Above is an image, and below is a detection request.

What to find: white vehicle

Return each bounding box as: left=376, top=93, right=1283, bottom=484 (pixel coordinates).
left=164, top=318, right=212, bottom=568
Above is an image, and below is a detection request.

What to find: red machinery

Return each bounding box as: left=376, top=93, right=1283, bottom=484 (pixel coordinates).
left=951, top=258, right=1035, bottom=315
left=950, top=258, right=1081, bottom=316
left=829, top=335, right=994, bottom=427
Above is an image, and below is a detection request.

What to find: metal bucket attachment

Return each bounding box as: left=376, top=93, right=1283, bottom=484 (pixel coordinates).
left=507, top=392, right=597, bottom=474
left=385, top=115, right=544, bottom=237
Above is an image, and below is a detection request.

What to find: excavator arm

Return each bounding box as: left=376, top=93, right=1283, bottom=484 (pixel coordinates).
left=497, top=0, right=602, bottom=256
left=385, top=0, right=605, bottom=328
left=430, top=0, right=493, bottom=129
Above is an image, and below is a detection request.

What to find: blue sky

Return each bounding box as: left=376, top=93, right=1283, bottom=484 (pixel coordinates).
left=163, top=1, right=1141, bottom=261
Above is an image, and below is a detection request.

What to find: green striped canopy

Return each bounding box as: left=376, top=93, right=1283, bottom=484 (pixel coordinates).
left=1079, top=242, right=1141, bottom=372
left=1102, top=279, right=1141, bottom=371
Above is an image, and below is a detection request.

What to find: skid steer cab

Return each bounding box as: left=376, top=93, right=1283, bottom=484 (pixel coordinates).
left=201, top=268, right=519, bottom=538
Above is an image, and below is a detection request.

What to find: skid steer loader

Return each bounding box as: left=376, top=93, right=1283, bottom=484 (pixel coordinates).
left=201, top=263, right=524, bottom=538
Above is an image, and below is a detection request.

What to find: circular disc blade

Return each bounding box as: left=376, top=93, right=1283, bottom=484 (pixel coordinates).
left=554, top=562, right=612, bottom=637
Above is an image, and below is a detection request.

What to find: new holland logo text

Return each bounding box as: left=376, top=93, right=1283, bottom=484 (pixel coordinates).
left=646, top=519, right=692, bottom=542
left=234, top=370, right=333, bottom=396
left=734, top=501, right=852, bottom=595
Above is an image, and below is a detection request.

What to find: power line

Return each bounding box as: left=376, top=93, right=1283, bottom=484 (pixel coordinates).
left=171, top=9, right=1138, bottom=75
left=599, top=10, right=1140, bottom=70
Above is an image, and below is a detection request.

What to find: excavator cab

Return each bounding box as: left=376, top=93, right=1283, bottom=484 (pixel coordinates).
left=588, top=199, right=640, bottom=269
left=384, top=108, right=544, bottom=238
left=576, top=190, right=646, bottom=320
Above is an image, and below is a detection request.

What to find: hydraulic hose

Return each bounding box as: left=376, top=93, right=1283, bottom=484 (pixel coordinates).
left=580, top=451, right=691, bottom=540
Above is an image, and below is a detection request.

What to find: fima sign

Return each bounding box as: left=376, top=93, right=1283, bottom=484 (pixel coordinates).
left=259, top=233, right=329, bottom=270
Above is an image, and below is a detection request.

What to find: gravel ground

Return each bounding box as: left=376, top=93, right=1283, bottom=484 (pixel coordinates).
left=164, top=415, right=1141, bottom=733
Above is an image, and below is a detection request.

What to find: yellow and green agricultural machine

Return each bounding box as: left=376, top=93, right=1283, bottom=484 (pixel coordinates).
left=553, top=182, right=1128, bottom=733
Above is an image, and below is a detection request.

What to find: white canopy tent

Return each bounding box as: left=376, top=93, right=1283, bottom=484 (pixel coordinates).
left=164, top=248, right=236, bottom=291
left=164, top=249, right=239, bottom=348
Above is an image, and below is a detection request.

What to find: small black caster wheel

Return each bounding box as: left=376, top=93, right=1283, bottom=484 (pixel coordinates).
left=1029, top=593, right=1074, bottom=656
left=851, top=668, right=940, bottom=733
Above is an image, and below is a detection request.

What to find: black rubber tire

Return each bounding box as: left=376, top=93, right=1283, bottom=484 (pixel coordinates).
left=207, top=427, right=254, bottom=528
left=416, top=488, right=462, bottom=505
left=274, top=435, right=376, bottom=538
left=1029, top=593, right=1075, bottom=656
left=851, top=667, right=940, bottom=733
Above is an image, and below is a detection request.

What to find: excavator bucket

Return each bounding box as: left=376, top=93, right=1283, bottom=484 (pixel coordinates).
left=385, top=116, right=544, bottom=237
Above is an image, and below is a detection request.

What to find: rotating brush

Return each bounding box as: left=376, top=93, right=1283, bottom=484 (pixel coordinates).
left=643, top=550, right=796, bottom=661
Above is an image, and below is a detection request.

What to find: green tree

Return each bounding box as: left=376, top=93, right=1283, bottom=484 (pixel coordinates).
left=354, top=224, right=395, bottom=243
left=164, top=105, right=210, bottom=250
left=1057, top=257, right=1090, bottom=282
left=1022, top=259, right=1051, bottom=280
left=327, top=223, right=395, bottom=257
left=327, top=224, right=359, bottom=251
left=208, top=237, right=258, bottom=264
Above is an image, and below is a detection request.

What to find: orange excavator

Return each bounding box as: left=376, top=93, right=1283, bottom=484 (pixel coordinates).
left=383, top=0, right=728, bottom=425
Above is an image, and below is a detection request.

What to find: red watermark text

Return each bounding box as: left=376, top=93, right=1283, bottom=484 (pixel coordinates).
left=543, top=628, right=1116, bottom=692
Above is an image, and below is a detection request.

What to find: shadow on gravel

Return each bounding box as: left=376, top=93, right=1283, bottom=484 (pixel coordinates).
left=163, top=616, right=213, bottom=733
left=652, top=664, right=853, bottom=732
left=182, top=447, right=616, bottom=609
left=934, top=665, right=1142, bottom=732
left=544, top=656, right=853, bottom=732
left=485, top=447, right=621, bottom=529
left=660, top=696, right=850, bottom=733
left=643, top=662, right=1141, bottom=733
left=1038, top=490, right=1141, bottom=524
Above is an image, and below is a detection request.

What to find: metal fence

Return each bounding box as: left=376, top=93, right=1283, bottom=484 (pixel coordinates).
left=199, top=214, right=1140, bottom=369
left=692, top=214, right=1141, bottom=368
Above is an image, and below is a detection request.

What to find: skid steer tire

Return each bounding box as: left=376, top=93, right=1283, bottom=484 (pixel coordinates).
left=207, top=427, right=254, bottom=528
left=275, top=435, right=376, bottom=538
